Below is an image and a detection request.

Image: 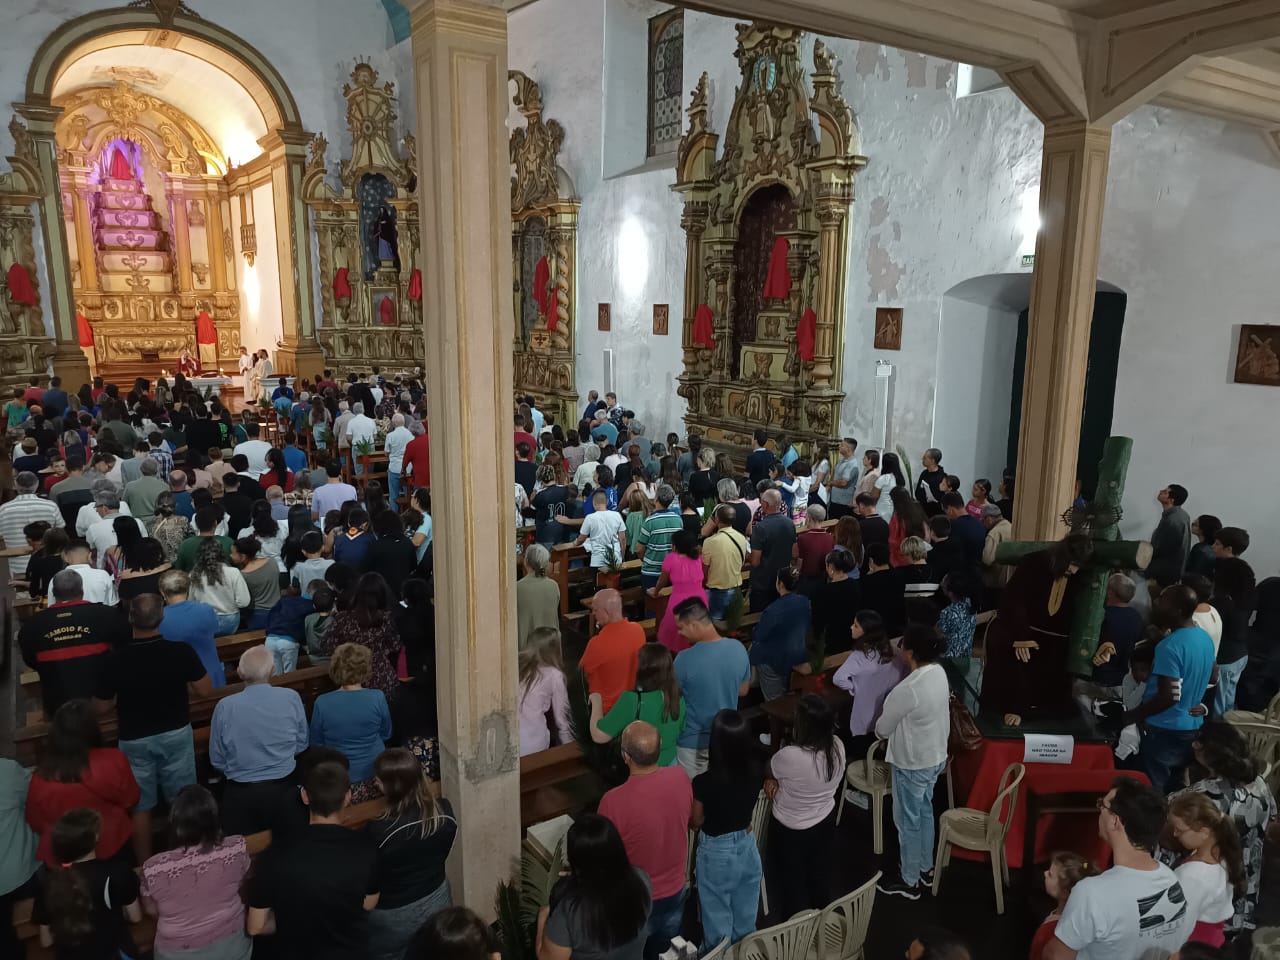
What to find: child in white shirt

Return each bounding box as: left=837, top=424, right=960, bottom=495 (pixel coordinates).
left=775, top=461, right=811, bottom=521
left=1167, top=791, right=1244, bottom=949
left=574, top=490, right=626, bottom=568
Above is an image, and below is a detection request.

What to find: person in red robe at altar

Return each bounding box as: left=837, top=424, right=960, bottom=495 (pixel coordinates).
left=177, top=348, right=199, bottom=378
left=980, top=534, right=1093, bottom=726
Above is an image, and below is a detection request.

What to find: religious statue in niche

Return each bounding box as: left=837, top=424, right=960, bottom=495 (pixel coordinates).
left=1234, top=324, right=1280, bottom=386
left=358, top=174, right=398, bottom=280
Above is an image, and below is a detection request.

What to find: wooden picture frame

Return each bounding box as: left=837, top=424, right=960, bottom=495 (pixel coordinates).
left=653, top=304, right=669, bottom=336
left=1234, top=324, right=1280, bottom=386
left=875, top=307, right=903, bottom=350
left=598, top=303, right=611, bottom=332
left=369, top=285, right=398, bottom=326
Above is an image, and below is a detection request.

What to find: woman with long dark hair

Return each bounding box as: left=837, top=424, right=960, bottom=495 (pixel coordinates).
left=766, top=694, right=844, bottom=916
left=231, top=537, right=280, bottom=631
left=832, top=610, right=906, bottom=758
left=260, top=447, right=294, bottom=493
left=691, top=710, right=766, bottom=949
left=810, top=548, right=861, bottom=659
left=406, top=907, right=499, bottom=960
left=34, top=808, right=143, bottom=959
left=537, top=814, right=652, bottom=960
left=281, top=504, right=318, bottom=570
left=103, top=514, right=145, bottom=580
left=366, top=748, right=459, bottom=960
left=116, top=538, right=171, bottom=605
left=25, top=700, right=139, bottom=867
left=140, top=785, right=252, bottom=960
left=875, top=624, right=950, bottom=899
left=322, top=572, right=403, bottom=702
left=888, top=486, right=928, bottom=567
left=874, top=451, right=905, bottom=521
left=237, top=500, right=285, bottom=575
left=590, top=642, right=686, bottom=766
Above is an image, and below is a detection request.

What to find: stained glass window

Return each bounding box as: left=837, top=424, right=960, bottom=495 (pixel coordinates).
left=647, top=10, right=684, bottom=159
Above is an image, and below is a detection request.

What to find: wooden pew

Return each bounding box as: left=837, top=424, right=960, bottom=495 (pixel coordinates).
left=216, top=629, right=269, bottom=666
left=13, top=665, right=335, bottom=767
left=549, top=542, right=590, bottom=616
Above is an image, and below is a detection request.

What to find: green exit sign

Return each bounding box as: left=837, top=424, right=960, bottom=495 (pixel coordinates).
left=1021, top=254, right=1035, bottom=268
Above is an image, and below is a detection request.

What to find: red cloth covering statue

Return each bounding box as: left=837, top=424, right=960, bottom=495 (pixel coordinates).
left=762, top=236, right=791, bottom=300
left=6, top=264, right=35, bottom=305
left=76, top=312, right=94, bottom=348
left=109, top=147, right=132, bottom=180
left=408, top=268, right=422, bottom=301
left=195, top=310, right=217, bottom=371
left=379, top=295, right=396, bottom=325
left=533, top=256, right=551, bottom=315
left=333, top=267, right=352, bottom=300
left=693, top=304, right=715, bottom=348
left=798, top=308, right=816, bottom=362
left=980, top=536, right=1093, bottom=725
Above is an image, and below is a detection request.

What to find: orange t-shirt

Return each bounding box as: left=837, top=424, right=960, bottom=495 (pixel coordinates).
left=580, top=621, right=645, bottom=712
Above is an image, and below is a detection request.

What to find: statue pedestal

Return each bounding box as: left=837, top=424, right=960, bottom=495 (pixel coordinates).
left=274, top=337, right=327, bottom=381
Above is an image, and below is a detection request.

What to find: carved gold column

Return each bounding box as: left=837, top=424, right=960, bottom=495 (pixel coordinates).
left=166, top=177, right=194, bottom=295
left=679, top=201, right=706, bottom=371
left=70, top=183, right=98, bottom=294
left=811, top=183, right=852, bottom=393
left=408, top=0, right=519, bottom=915
left=1014, top=121, right=1113, bottom=542
left=14, top=103, right=87, bottom=385
left=261, top=129, right=324, bottom=378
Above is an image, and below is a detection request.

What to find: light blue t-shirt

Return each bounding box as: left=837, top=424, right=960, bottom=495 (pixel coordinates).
left=414, top=515, right=433, bottom=563
left=1144, top=625, right=1215, bottom=730
left=674, top=638, right=751, bottom=749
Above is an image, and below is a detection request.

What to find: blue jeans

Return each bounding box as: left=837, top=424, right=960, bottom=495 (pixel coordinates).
left=706, top=587, right=737, bottom=621
left=265, top=635, right=300, bottom=674
left=119, top=726, right=196, bottom=810
left=214, top=612, right=241, bottom=636
left=387, top=470, right=402, bottom=504
left=1139, top=724, right=1198, bottom=793
left=1214, top=656, right=1247, bottom=717
left=891, top=762, right=944, bottom=885
left=642, top=573, right=660, bottom=590
left=696, top=830, right=760, bottom=951
left=644, top=887, right=687, bottom=960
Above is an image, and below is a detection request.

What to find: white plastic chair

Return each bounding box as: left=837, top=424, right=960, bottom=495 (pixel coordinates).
left=813, top=872, right=880, bottom=960
left=702, top=937, right=731, bottom=960
left=931, top=761, right=1025, bottom=914
left=736, top=909, right=821, bottom=960
left=750, top=788, right=773, bottom=915
left=836, top=739, right=892, bottom=854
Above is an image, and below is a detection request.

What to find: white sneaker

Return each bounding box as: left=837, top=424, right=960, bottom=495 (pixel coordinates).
left=844, top=788, right=870, bottom=810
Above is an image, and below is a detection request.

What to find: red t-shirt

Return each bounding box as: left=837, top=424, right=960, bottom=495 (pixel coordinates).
left=579, top=621, right=645, bottom=712
left=514, top=431, right=537, bottom=454
left=26, top=748, right=140, bottom=865
left=402, top=432, right=431, bottom=488
left=260, top=469, right=295, bottom=493
left=22, top=387, right=43, bottom=403
left=598, top=767, right=693, bottom=899
left=1029, top=917, right=1057, bottom=960
left=795, top=529, right=835, bottom=578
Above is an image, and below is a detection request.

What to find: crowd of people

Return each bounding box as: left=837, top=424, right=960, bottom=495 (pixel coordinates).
left=1, top=372, right=1277, bottom=960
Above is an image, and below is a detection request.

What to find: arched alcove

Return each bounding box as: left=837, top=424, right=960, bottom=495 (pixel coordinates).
left=935, top=274, right=1127, bottom=497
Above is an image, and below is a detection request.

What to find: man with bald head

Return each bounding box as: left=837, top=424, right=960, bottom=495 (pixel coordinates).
left=580, top=588, right=645, bottom=712
left=598, top=721, right=693, bottom=960
left=749, top=487, right=796, bottom=612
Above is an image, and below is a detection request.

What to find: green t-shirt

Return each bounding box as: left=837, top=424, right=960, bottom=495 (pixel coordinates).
left=175, top=534, right=233, bottom=572
left=598, top=689, right=686, bottom=767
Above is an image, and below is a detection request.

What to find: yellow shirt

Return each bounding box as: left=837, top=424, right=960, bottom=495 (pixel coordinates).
left=702, top=526, right=749, bottom=589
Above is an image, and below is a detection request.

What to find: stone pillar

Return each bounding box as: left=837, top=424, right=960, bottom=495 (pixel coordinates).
left=15, top=103, right=88, bottom=385
left=408, top=0, right=521, bottom=914
left=1013, top=121, right=1112, bottom=542
left=260, top=130, right=325, bottom=378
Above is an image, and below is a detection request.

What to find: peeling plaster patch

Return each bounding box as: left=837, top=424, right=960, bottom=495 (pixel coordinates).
left=868, top=196, right=890, bottom=227
left=892, top=221, right=901, bottom=241
left=866, top=234, right=903, bottom=302
left=935, top=64, right=953, bottom=90
left=854, top=42, right=890, bottom=82
left=902, top=52, right=927, bottom=88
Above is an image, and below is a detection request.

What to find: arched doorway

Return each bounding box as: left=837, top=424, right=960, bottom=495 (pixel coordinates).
left=12, top=4, right=322, bottom=385
left=935, top=274, right=1127, bottom=499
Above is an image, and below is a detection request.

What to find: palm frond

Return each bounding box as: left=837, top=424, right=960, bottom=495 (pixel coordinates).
left=896, top=443, right=914, bottom=490
left=494, top=879, right=533, bottom=960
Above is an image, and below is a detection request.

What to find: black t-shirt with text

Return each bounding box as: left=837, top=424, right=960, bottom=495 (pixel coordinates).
left=248, top=823, right=380, bottom=960
left=95, top=636, right=206, bottom=740
left=20, top=602, right=128, bottom=717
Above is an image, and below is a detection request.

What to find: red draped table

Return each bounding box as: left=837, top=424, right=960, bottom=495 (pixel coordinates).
left=949, top=737, right=1149, bottom=869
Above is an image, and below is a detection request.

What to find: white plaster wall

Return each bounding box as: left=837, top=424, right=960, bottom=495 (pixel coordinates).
left=1103, top=109, right=1280, bottom=578
left=231, top=182, right=285, bottom=358
left=934, top=294, right=1020, bottom=489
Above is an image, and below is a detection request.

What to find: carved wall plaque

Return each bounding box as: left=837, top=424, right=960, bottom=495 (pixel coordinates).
left=598, top=303, right=611, bottom=332
left=653, top=303, right=669, bottom=336
left=874, top=307, right=903, bottom=351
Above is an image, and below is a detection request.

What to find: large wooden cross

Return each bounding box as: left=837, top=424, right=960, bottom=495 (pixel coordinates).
left=994, top=435, right=1153, bottom=675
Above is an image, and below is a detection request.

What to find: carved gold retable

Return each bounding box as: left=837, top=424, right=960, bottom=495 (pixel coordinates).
left=304, top=64, right=423, bottom=377
left=509, top=70, right=579, bottom=429
left=674, top=24, right=866, bottom=460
